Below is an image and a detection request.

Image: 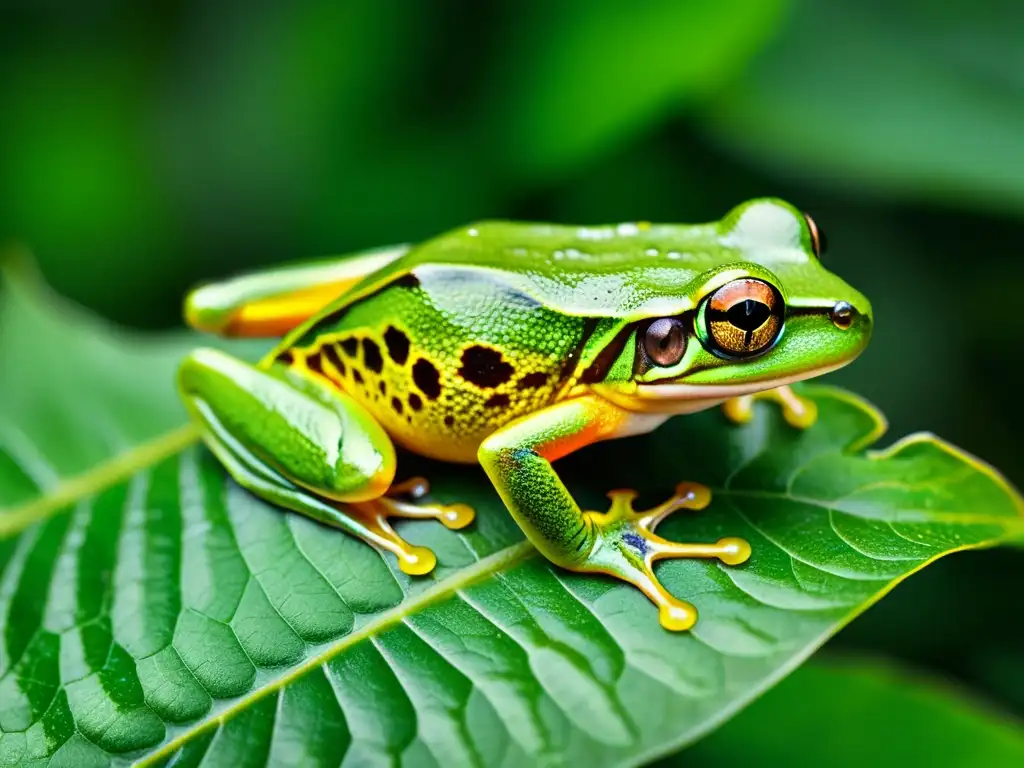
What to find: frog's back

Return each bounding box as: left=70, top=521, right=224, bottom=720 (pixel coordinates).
left=275, top=244, right=595, bottom=463
left=330, top=219, right=729, bottom=321
left=270, top=218, right=728, bottom=462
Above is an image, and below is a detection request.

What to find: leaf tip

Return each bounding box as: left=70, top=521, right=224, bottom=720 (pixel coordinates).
left=800, top=383, right=889, bottom=452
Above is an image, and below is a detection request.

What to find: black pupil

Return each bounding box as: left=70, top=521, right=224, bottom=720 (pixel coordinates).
left=727, top=300, right=770, bottom=331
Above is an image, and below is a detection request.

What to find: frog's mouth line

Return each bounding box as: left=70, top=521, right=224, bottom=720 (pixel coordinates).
left=620, top=360, right=849, bottom=414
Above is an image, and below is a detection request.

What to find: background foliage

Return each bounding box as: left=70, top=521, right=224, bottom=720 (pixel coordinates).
left=2, top=0, right=1023, bottom=763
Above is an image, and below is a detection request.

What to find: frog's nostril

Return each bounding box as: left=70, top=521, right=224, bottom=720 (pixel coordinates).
left=830, top=301, right=855, bottom=330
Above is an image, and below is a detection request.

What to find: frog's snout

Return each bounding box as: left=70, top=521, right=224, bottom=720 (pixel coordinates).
left=826, top=298, right=872, bottom=367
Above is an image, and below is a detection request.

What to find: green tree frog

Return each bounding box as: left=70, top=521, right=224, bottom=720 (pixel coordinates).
left=178, top=198, right=871, bottom=631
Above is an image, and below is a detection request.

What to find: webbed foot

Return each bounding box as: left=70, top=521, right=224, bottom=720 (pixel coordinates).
left=341, top=478, right=476, bottom=576
left=581, top=483, right=750, bottom=631
left=723, top=385, right=817, bottom=429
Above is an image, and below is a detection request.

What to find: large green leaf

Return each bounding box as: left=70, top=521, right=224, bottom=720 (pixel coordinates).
left=1, top=264, right=1022, bottom=767
left=680, top=656, right=1024, bottom=767
left=700, top=0, right=1024, bottom=214
left=483, top=0, right=791, bottom=182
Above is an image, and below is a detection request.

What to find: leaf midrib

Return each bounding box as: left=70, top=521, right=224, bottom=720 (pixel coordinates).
left=133, top=538, right=537, bottom=767
left=0, top=424, right=199, bottom=537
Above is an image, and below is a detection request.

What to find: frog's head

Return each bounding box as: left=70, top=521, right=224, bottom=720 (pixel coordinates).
left=591, top=198, right=872, bottom=414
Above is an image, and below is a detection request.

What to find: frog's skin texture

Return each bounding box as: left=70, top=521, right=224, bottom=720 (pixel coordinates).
left=178, top=198, right=872, bottom=631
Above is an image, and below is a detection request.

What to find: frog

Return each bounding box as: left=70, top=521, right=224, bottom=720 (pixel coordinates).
left=177, top=197, right=871, bottom=631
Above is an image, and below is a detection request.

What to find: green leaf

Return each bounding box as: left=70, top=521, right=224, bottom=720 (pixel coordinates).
left=1, top=265, right=1021, bottom=767
left=483, top=0, right=791, bottom=182
left=700, top=0, right=1024, bottom=214
left=0, top=255, right=262, bottom=521
left=678, top=656, right=1024, bottom=767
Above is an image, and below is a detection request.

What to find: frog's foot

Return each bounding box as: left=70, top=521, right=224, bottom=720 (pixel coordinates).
left=581, top=483, right=750, bottom=631
left=722, top=385, right=817, bottom=430
left=343, top=482, right=476, bottom=576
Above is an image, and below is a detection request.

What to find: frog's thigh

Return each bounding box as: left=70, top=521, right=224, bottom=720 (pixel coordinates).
left=178, top=347, right=396, bottom=501
left=178, top=349, right=456, bottom=575
left=185, top=245, right=408, bottom=337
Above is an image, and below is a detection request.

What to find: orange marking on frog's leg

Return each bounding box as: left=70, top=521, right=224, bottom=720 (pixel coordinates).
left=185, top=246, right=407, bottom=338
left=226, top=283, right=354, bottom=337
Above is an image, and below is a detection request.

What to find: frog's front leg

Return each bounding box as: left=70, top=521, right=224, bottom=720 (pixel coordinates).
left=722, top=385, right=817, bottom=429
left=178, top=348, right=473, bottom=575
left=479, top=396, right=750, bottom=631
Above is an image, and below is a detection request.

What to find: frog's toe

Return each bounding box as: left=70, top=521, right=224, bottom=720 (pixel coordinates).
left=721, top=395, right=755, bottom=425
left=722, top=386, right=818, bottom=430
left=436, top=503, right=476, bottom=530
left=397, top=545, right=437, bottom=576
left=380, top=495, right=476, bottom=530
left=778, top=391, right=817, bottom=430
left=387, top=476, right=431, bottom=499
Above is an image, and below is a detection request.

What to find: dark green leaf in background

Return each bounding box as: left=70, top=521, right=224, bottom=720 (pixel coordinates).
left=485, top=0, right=792, bottom=183
left=679, top=657, right=1024, bottom=767
left=701, top=0, right=1024, bottom=215
left=0, top=263, right=1020, bottom=766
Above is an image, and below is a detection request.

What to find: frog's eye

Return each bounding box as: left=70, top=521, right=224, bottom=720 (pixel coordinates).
left=643, top=317, right=687, bottom=367
left=803, top=212, right=827, bottom=258
left=705, top=279, right=783, bottom=357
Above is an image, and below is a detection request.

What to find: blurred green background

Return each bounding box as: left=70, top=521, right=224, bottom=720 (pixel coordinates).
left=2, top=0, right=1022, bottom=747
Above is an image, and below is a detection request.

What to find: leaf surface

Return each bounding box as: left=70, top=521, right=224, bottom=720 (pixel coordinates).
left=0, top=265, right=1021, bottom=767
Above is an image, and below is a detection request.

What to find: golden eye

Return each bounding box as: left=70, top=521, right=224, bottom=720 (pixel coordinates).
left=644, top=318, right=687, bottom=367
left=803, top=212, right=827, bottom=258
left=705, top=278, right=783, bottom=357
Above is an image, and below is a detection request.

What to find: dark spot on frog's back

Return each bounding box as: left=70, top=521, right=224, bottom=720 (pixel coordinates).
left=323, top=344, right=346, bottom=376
left=340, top=337, right=359, bottom=357
left=383, top=326, right=410, bottom=365
left=362, top=339, right=384, bottom=373
left=458, top=346, right=514, bottom=388
left=412, top=358, right=442, bottom=400
left=485, top=393, right=510, bottom=408
left=306, top=352, right=324, bottom=375
left=391, top=396, right=404, bottom=415
left=517, top=371, right=548, bottom=390
left=408, top=392, right=423, bottom=411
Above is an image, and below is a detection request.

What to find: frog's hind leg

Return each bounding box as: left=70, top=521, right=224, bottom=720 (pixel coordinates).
left=185, top=245, right=409, bottom=338
left=178, top=347, right=463, bottom=575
